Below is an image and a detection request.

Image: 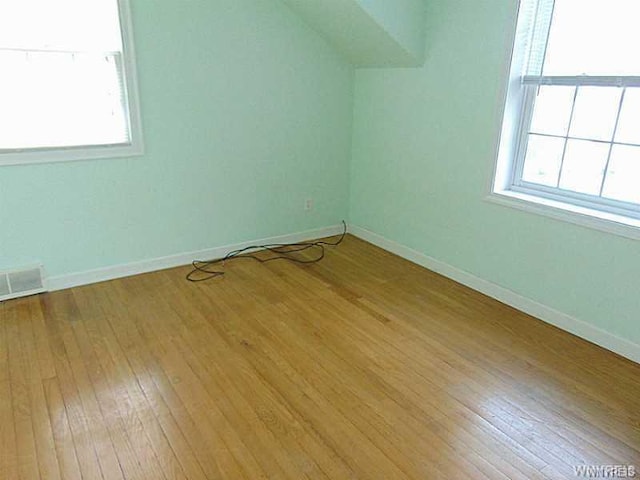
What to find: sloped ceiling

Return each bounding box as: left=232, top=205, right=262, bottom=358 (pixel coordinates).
left=281, top=0, right=426, bottom=67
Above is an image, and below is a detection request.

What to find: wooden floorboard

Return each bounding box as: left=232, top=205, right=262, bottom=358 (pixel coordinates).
left=1, top=234, right=639, bottom=479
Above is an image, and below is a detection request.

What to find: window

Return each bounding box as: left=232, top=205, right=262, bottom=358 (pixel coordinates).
left=493, top=0, right=640, bottom=232
left=0, top=0, right=142, bottom=166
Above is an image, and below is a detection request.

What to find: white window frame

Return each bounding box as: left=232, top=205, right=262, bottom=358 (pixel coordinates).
left=489, top=0, right=640, bottom=240
left=0, top=0, right=143, bottom=167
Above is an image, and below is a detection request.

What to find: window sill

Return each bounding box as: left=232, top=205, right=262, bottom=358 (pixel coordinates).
left=486, top=189, right=640, bottom=241
left=0, top=142, right=144, bottom=167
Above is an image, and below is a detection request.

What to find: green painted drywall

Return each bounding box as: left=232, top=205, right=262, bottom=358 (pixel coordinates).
left=0, top=0, right=353, bottom=278
left=349, top=0, right=640, bottom=344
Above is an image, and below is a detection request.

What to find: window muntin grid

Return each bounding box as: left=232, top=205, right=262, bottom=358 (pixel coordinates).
left=512, top=80, right=640, bottom=217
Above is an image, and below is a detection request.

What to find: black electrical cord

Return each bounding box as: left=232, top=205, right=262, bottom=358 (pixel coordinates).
left=186, top=220, right=347, bottom=282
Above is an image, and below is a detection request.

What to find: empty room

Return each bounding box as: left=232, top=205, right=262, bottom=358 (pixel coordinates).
left=1, top=0, right=639, bottom=478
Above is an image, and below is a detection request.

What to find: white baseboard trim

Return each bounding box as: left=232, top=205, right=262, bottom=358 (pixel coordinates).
left=48, top=224, right=345, bottom=293
left=349, top=225, right=640, bottom=365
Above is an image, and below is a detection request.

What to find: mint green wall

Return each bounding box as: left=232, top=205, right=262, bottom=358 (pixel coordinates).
left=0, top=0, right=353, bottom=277
left=350, top=0, right=640, bottom=344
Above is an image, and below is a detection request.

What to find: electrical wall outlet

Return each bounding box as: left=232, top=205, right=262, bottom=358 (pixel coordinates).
left=304, top=198, right=314, bottom=211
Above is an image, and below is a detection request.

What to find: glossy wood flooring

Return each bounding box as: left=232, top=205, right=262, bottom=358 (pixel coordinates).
left=1, top=234, right=639, bottom=479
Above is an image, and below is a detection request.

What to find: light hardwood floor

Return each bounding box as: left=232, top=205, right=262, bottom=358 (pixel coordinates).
left=1, top=234, right=639, bottom=479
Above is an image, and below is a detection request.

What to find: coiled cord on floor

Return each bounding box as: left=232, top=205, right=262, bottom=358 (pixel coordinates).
left=186, top=221, right=347, bottom=282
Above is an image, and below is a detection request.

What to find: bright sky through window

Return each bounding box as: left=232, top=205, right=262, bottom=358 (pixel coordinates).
left=543, top=0, right=640, bottom=76
left=510, top=0, right=640, bottom=212
left=0, top=0, right=132, bottom=151
left=0, top=0, right=122, bottom=51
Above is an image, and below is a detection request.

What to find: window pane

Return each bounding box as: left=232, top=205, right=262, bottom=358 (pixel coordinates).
left=529, top=86, right=574, bottom=136
left=569, top=87, right=621, bottom=142
left=615, top=88, right=640, bottom=145
left=0, top=51, right=129, bottom=149
left=543, top=0, right=640, bottom=76
left=602, top=145, right=640, bottom=205
left=522, top=134, right=565, bottom=187
left=559, top=139, right=609, bottom=195
left=0, top=0, right=122, bottom=51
